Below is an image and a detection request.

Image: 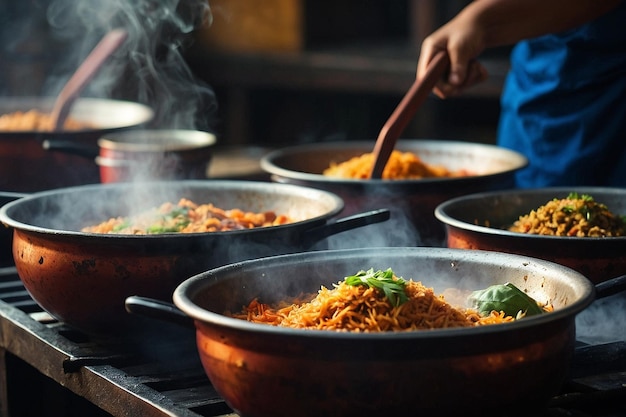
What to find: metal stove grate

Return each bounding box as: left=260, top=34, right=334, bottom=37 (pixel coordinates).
left=1, top=266, right=625, bottom=417
left=0, top=266, right=236, bottom=417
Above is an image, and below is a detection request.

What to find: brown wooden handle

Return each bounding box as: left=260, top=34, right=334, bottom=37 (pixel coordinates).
left=370, top=51, right=450, bottom=179
left=50, top=29, right=128, bottom=131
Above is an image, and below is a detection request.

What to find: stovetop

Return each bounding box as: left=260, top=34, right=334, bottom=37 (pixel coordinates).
left=1, top=265, right=625, bottom=417
left=0, top=265, right=235, bottom=417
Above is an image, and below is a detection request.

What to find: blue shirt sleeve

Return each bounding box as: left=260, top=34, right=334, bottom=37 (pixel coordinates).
left=497, top=2, right=626, bottom=187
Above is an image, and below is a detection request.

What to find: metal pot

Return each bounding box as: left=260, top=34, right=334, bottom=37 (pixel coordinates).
left=0, top=191, right=26, bottom=266
left=435, top=187, right=626, bottom=284
left=0, top=180, right=389, bottom=334
left=44, top=129, right=217, bottom=183
left=260, top=140, right=528, bottom=246
left=126, top=247, right=626, bottom=416
left=0, top=97, right=154, bottom=191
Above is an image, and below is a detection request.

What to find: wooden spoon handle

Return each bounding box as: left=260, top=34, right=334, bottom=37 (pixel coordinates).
left=50, top=29, right=128, bottom=131
left=369, top=50, right=450, bottom=179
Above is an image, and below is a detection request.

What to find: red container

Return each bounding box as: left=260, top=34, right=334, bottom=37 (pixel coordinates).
left=96, top=129, right=216, bottom=182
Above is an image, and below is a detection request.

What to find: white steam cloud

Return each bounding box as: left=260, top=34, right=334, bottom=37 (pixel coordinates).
left=2, top=0, right=217, bottom=130
left=576, top=292, right=626, bottom=344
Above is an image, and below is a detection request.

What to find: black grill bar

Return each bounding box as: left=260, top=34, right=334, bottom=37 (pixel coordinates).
left=0, top=267, right=235, bottom=417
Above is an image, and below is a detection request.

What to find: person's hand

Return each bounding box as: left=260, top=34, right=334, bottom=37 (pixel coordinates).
left=417, top=12, right=489, bottom=98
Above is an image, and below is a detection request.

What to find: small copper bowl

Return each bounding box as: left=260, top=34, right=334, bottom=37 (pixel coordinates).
left=96, top=129, right=216, bottom=182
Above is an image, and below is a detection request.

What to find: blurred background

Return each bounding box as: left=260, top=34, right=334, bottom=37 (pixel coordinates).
left=0, top=0, right=511, bottom=148
left=184, top=0, right=511, bottom=147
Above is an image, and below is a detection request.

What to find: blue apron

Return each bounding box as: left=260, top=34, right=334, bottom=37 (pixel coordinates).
left=497, top=2, right=626, bottom=187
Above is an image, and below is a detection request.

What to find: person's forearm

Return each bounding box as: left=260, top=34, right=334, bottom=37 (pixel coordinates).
left=462, top=0, right=623, bottom=48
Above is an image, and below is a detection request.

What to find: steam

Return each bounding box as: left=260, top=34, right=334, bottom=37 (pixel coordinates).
left=319, top=205, right=423, bottom=250
left=2, top=0, right=217, bottom=130
left=576, top=292, right=626, bottom=344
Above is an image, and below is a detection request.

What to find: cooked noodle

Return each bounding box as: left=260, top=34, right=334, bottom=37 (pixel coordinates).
left=322, top=150, right=470, bottom=180
left=0, top=109, right=93, bottom=131
left=233, top=278, right=526, bottom=332
left=82, top=198, right=293, bottom=234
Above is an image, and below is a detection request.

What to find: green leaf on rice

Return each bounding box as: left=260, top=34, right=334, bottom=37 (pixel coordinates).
left=469, top=283, right=544, bottom=318
left=344, top=268, right=408, bottom=307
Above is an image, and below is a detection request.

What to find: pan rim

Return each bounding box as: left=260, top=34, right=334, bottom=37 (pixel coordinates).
left=0, top=180, right=345, bottom=238
left=97, top=129, right=217, bottom=152
left=173, top=247, right=596, bottom=341
left=0, top=96, right=154, bottom=135
left=260, top=139, right=529, bottom=184
left=435, top=186, right=626, bottom=242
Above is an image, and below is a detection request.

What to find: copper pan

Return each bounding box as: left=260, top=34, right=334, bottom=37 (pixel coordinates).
left=0, top=180, right=389, bottom=334
left=0, top=191, right=26, bottom=266
left=127, top=247, right=626, bottom=416
left=435, top=187, right=626, bottom=284
left=43, top=129, right=217, bottom=183
left=260, top=140, right=528, bottom=246
left=0, top=96, right=153, bottom=191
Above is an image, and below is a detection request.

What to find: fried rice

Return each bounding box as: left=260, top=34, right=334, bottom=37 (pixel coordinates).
left=508, top=193, right=625, bottom=237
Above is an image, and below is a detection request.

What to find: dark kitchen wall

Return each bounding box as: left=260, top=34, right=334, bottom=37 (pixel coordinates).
left=183, top=0, right=508, bottom=148
left=302, top=1, right=410, bottom=48
left=0, top=0, right=219, bottom=131
left=0, top=1, right=63, bottom=96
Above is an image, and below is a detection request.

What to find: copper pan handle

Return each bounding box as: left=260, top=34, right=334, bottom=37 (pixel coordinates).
left=125, top=295, right=194, bottom=329
left=594, top=274, right=626, bottom=299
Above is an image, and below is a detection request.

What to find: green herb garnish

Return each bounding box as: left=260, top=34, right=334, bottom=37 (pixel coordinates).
left=567, top=192, right=593, bottom=202
left=469, top=282, right=544, bottom=318
left=146, top=223, right=189, bottom=233
left=146, top=208, right=191, bottom=233
left=111, top=220, right=131, bottom=232
left=562, top=193, right=597, bottom=220
left=344, top=268, right=408, bottom=306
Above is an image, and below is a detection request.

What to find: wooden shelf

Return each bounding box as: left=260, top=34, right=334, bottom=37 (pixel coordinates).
left=185, top=41, right=508, bottom=98
left=182, top=0, right=509, bottom=145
